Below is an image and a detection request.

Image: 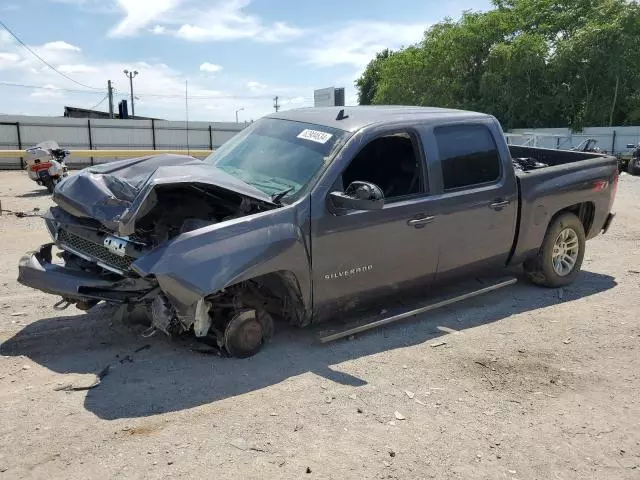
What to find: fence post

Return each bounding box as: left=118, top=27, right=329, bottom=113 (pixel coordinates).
left=208, top=125, right=213, bottom=150
left=611, top=130, right=616, bottom=155
left=87, top=119, right=94, bottom=166
left=16, top=122, right=23, bottom=169
left=151, top=119, right=156, bottom=150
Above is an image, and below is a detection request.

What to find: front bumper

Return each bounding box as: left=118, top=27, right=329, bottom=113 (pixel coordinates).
left=602, top=213, right=615, bottom=234
left=18, top=243, right=156, bottom=303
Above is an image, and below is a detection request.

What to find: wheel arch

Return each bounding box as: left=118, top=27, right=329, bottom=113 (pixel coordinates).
left=549, top=201, right=594, bottom=236
left=208, top=270, right=310, bottom=327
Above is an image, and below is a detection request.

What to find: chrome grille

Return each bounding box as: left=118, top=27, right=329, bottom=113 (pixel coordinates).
left=58, top=229, right=135, bottom=273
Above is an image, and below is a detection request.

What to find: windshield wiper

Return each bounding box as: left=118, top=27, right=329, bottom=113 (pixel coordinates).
left=271, top=187, right=294, bottom=205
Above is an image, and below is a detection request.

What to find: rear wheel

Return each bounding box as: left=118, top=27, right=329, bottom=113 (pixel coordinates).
left=524, top=212, right=585, bottom=288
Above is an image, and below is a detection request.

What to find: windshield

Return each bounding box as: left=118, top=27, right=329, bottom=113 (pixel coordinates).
left=203, top=118, right=349, bottom=201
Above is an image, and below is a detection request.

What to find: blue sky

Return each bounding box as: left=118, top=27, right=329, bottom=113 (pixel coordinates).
left=0, top=0, right=493, bottom=121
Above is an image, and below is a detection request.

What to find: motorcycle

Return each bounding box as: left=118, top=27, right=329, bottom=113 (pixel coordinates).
left=24, top=140, right=70, bottom=193
left=625, top=143, right=640, bottom=176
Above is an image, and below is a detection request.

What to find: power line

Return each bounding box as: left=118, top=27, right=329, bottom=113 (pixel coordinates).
left=0, top=19, right=103, bottom=91
left=0, top=81, right=105, bottom=95
left=0, top=80, right=314, bottom=102
left=90, top=94, right=109, bottom=110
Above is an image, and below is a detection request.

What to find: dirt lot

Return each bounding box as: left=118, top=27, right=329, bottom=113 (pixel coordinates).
left=0, top=170, right=638, bottom=480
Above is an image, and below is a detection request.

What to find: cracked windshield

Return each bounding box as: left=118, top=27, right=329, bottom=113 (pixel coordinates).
left=205, top=118, right=348, bottom=200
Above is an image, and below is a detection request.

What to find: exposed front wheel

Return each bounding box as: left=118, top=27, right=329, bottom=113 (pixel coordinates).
left=524, top=212, right=586, bottom=288
left=223, top=309, right=273, bottom=358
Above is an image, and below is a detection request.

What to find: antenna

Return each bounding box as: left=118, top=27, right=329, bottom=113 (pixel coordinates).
left=336, top=109, right=349, bottom=120
left=185, top=80, right=190, bottom=155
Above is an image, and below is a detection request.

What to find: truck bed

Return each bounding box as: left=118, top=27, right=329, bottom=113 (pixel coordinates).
left=509, top=145, right=604, bottom=170
left=507, top=145, right=618, bottom=266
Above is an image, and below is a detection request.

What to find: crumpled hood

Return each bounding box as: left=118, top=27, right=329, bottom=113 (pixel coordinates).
left=53, top=153, right=275, bottom=233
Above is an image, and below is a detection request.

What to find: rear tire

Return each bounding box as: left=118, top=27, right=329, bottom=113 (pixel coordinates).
left=628, top=158, right=640, bottom=176
left=524, top=212, right=585, bottom=288
left=45, top=178, right=55, bottom=193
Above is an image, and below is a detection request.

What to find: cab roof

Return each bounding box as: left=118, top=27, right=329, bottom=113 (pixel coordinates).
left=265, top=106, right=493, bottom=133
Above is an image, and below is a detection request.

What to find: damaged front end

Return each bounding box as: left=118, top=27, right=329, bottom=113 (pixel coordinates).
left=17, top=154, right=300, bottom=354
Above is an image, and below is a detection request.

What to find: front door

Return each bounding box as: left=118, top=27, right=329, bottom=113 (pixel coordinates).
left=310, top=130, right=440, bottom=322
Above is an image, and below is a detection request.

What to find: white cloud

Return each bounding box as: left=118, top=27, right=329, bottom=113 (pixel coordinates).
left=0, top=31, right=310, bottom=121
left=247, top=81, right=266, bottom=91
left=106, top=0, right=303, bottom=43
left=30, top=85, right=63, bottom=98
left=109, top=0, right=183, bottom=37
left=199, top=62, right=223, bottom=73
left=280, top=96, right=307, bottom=106
left=58, top=64, right=99, bottom=73
left=258, top=21, right=304, bottom=43
left=42, top=41, right=81, bottom=52
left=298, top=21, right=426, bottom=70
left=0, top=52, right=21, bottom=69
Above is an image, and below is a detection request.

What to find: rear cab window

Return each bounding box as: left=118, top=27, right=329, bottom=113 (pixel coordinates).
left=434, top=124, right=502, bottom=191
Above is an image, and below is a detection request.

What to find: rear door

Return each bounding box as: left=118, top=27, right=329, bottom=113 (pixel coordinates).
left=425, top=123, right=518, bottom=278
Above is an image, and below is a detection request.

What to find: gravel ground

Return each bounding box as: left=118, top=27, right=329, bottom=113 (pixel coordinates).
left=0, top=170, right=638, bottom=480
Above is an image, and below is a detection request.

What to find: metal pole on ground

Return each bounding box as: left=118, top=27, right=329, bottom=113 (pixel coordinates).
left=16, top=122, right=23, bottom=169
left=87, top=119, right=94, bottom=166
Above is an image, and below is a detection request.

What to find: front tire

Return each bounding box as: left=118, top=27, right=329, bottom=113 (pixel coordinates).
left=223, top=309, right=272, bottom=358
left=524, top=212, right=585, bottom=288
left=628, top=158, right=640, bottom=176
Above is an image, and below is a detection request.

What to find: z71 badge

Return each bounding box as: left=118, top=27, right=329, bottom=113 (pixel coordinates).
left=324, top=265, right=373, bottom=280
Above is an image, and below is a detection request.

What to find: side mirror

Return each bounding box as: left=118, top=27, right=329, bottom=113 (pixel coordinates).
left=329, top=181, right=384, bottom=212
left=627, top=144, right=636, bottom=149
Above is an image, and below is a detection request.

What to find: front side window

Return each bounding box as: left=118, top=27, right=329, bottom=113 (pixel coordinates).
left=204, top=118, right=349, bottom=201
left=435, top=125, right=501, bottom=191
left=341, top=133, right=424, bottom=200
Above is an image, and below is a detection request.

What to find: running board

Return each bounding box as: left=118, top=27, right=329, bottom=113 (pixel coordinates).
left=318, top=276, right=517, bottom=344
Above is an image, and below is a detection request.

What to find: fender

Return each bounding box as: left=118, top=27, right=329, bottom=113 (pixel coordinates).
left=131, top=203, right=312, bottom=322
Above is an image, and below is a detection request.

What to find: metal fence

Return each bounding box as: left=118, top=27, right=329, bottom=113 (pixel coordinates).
left=0, top=114, right=245, bottom=169
left=505, top=126, right=640, bottom=156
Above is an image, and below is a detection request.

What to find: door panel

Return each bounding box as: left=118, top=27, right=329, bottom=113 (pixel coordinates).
left=431, top=184, right=517, bottom=277
left=311, top=197, right=440, bottom=321
left=309, top=127, right=440, bottom=323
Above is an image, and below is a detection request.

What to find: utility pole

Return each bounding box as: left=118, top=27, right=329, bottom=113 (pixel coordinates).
left=107, top=80, right=114, bottom=118
left=235, top=107, right=244, bottom=123
left=273, top=96, right=280, bottom=112
left=123, top=69, right=138, bottom=117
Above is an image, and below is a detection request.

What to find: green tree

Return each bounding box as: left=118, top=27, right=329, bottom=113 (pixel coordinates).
left=356, top=49, right=392, bottom=105
left=355, top=0, right=640, bottom=129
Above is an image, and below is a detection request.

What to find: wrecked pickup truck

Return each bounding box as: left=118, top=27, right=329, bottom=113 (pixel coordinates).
left=18, top=106, right=618, bottom=357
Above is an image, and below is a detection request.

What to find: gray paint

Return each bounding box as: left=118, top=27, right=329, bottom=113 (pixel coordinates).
left=17, top=106, right=619, bottom=327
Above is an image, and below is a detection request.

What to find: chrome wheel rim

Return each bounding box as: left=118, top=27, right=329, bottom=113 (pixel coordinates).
left=552, top=227, right=579, bottom=277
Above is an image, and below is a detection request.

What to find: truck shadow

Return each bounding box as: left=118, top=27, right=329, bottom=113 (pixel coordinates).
left=0, top=270, right=616, bottom=420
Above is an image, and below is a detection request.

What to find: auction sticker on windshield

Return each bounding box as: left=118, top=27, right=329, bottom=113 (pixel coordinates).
left=297, top=129, right=333, bottom=144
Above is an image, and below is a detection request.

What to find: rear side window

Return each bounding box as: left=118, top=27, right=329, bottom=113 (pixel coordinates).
left=435, top=125, right=501, bottom=191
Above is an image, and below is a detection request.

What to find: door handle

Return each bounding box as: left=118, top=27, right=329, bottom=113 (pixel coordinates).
left=407, top=216, right=435, bottom=227
left=489, top=200, right=510, bottom=210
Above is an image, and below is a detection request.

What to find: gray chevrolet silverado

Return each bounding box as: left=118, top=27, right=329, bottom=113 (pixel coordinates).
left=18, top=107, right=618, bottom=357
